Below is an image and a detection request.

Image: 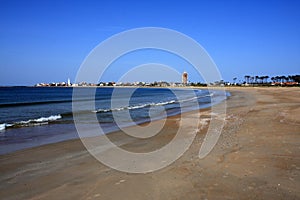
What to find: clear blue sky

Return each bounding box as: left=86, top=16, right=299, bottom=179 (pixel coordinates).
left=0, top=0, right=299, bottom=85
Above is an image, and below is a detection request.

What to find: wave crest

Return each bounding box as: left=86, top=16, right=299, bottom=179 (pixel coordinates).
left=93, top=100, right=177, bottom=113
left=0, top=115, right=62, bottom=131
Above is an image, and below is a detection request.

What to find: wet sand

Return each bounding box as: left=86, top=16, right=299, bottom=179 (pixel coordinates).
left=0, top=87, right=299, bottom=199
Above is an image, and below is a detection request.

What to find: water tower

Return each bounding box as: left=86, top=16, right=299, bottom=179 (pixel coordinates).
left=182, top=71, right=188, bottom=85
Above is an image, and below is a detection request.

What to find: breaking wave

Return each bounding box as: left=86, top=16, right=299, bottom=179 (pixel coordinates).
left=93, top=100, right=177, bottom=113
left=0, top=114, right=62, bottom=131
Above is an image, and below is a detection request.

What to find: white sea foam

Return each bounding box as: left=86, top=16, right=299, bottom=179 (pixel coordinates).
left=0, top=123, right=15, bottom=131
left=128, top=105, right=146, bottom=110
left=92, top=92, right=218, bottom=114
left=156, top=100, right=176, bottom=106
left=33, top=115, right=62, bottom=123
left=178, top=96, right=198, bottom=103
left=0, top=124, right=6, bottom=131
left=205, top=93, right=214, bottom=97
left=93, top=100, right=177, bottom=113
left=92, top=94, right=209, bottom=114
left=16, top=115, right=62, bottom=125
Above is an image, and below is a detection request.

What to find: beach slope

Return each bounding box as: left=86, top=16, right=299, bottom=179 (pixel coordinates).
left=0, top=87, right=299, bottom=199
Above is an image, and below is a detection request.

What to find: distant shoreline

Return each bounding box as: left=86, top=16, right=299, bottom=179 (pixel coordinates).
left=1, top=85, right=299, bottom=89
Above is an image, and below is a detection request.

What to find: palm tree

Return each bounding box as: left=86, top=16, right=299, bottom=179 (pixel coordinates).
left=233, top=77, right=237, bottom=84
left=292, top=75, right=300, bottom=83
left=255, top=76, right=259, bottom=84
left=258, top=76, right=264, bottom=84
left=271, top=77, right=275, bottom=83
left=250, top=76, right=254, bottom=84
left=284, top=76, right=289, bottom=82
left=244, top=75, right=250, bottom=84
left=289, top=75, right=300, bottom=82
left=264, top=76, right=269, bottom=84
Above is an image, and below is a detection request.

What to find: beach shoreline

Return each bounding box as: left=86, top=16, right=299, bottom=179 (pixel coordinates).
left=0, top=87, right=299, bottom=199
left=0, top=87, right=226, bottom=155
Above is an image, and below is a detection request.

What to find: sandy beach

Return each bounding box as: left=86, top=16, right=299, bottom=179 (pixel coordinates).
left=0, top=87, right=299, bottom=199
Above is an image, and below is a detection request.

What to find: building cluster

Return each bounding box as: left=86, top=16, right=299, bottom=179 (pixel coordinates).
left=35, top=72, right=192, bottom=87
left=35, top=81, right=191, bottom=87
left=35, top=73, right=299, bottom=88
left=35, top=79, right=72, bottom=87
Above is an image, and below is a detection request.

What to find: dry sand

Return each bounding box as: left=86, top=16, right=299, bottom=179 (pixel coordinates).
left=0, top=87, right=299, bottom=199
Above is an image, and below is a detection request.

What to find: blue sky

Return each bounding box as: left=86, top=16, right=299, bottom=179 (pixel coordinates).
left=0, top=0, right=299, bottom=85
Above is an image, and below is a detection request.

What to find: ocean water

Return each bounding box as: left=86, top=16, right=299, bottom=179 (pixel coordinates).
left=0, top=87, right=227, bottom=154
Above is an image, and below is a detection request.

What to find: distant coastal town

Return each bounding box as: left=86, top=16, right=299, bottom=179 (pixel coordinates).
left=34, top=73, right=300, bottom=87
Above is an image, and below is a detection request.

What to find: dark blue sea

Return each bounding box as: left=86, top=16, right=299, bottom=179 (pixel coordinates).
left=0, top=87, right=227, bottom=154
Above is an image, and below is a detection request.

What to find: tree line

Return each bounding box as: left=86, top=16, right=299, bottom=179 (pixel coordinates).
left=241, top=75, right=300, bottom=85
